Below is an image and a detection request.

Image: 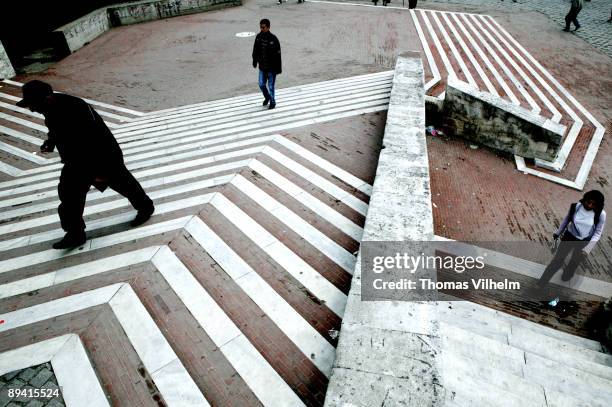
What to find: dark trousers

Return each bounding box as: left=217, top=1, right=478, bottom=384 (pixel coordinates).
left=58, top=164, right=153, bottom=234
left=538, top=232, right=588, bottom=286
left=565, top=6, right=582, bottom=30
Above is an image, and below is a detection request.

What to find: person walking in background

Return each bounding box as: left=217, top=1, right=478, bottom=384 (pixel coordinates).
left=564, top=0, right=584, bottom=31
left=537, top=190, right=606, bottom=306
left=252, top=19, right=282, bottom=110
left=17, top=80, right=155, bottom=249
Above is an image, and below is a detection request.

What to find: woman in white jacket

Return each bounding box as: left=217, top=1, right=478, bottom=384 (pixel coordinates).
left=537, top=190, right=606, bottom=305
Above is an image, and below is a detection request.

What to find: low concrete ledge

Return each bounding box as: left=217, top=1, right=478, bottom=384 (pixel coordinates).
left=54, top=0, right=241, bottom=54
left=324, top=53, right=443, bottom=406
left=443, top=77, right=565, bottom=161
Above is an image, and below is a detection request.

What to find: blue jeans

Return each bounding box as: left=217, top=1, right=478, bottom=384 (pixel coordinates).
left=258, top=70, right=276, bottom=103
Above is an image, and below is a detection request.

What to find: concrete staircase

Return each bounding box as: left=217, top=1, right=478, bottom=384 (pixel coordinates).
left=438, top=300, right=612, bottom=406
left=0, top=70, right=609, bottom=405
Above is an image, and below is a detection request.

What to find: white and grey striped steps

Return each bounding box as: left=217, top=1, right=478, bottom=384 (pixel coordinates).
left=409, top=7, right=605, bottom=190
left=0, top=73, right=379, bottom=405
left=0, top=72, right=393, bottom=179
left=0, top=70, right=608, bottom=405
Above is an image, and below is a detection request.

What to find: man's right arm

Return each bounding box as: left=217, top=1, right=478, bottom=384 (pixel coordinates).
left=252, top=36, right=258, bottom=68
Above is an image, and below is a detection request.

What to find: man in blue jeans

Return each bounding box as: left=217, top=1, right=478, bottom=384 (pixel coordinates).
left=564, top=0, right=584, bottom=32
left=252, top=18, right=282, bottom=109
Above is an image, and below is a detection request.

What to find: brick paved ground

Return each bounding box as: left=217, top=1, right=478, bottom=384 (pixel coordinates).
left=0, top=363, right=65, bottom=407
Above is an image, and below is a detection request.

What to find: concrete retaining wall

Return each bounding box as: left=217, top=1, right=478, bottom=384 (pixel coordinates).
left=443, top=77, right=565, bottom=161
left=55, top=8, right=112, bottom=54
left=54, top=0, right=240, bottom=54
left=0, top=41, right=16, bottom=79
left=109, top=0, right=239, bottom=26
left=324, top=53, right=443, bottom=406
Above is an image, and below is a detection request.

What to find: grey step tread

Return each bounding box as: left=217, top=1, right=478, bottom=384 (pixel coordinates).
left=443, top=370, right=544, bottom=407
left=509, top=325, right=612, bottom=369
left=441, top=352, right=546, bottom=405
left=439, top=309, right=611, bottom=376
left=545, top=388, right=607, bottom=407
left=524, top=353, right=612, bottom=406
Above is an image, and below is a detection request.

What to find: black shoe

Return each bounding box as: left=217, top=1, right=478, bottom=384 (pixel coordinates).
left=268, top=102, right=276, bottom=110
left=263, top=98, right=269, bottom=106
left=52, top=232, right=86, bottom=249
left=574, top=25, right=581, bottom=31
left=563, top=27, right=570, bottom=32
left=131, top=205, right=155, bottom=227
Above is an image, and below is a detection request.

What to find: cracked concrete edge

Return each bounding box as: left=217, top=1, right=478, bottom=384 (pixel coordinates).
left=324, top=52, right=445, bottom=406
left=0, top=41, right=16, bottom=80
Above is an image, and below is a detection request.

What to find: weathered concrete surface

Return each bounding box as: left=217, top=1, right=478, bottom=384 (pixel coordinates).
left=0, top=41, right=16, bottom=79
left=53, top=0, right=241, bottom=54
left=443, top=77, right=566, bottom=161
left=324, top=53, right=443, bottom=406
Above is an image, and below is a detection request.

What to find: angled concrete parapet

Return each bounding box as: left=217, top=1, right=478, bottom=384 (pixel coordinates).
left=443, top=77, right=565, bottom=161
left=0, top=41, right=16, bottom=79
left=54, top=8, right=112, bottom=54
left=324, top=53, right=444, bottom=406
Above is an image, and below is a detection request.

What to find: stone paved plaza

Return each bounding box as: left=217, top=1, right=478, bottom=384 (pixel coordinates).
left=333, top=0, right=612, bottom=58
left=0, top=0, right=610, bottom=405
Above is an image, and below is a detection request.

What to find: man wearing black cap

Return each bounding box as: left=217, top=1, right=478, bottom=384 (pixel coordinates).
left=17, top=80, right=155, bottom=249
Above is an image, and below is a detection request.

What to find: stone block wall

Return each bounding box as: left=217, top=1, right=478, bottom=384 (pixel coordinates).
left=324, top=52, right=443, bottom=406
left=443, top=77, right=565, bottom=161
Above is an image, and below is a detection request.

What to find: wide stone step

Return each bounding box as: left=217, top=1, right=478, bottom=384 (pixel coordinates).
left=439, top=300, right=604, bottom=352
left=440, top=322, right=612, bottom=405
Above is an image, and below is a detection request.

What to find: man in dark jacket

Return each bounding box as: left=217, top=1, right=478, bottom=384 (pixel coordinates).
left=564, top=0, right=584, bottom=31
left=17, top=80, right=155, bottom=249
left=252, top=19, right=282, bottom=109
